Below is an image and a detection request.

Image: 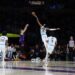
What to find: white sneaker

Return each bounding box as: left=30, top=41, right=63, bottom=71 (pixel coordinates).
left=43, top=62, right=48, bottom=67
left=35, top=57, right=41, bottom=63
left=31, top=58, right=36, bottom=62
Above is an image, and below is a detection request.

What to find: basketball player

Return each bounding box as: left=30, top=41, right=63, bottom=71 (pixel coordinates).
left=19, top=24, right=29, bottom=45
left=0, top=31, right=8, bottom=61
left=32, top=12, right=59, bottom=66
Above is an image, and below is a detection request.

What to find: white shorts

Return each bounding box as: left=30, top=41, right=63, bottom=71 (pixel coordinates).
left=0, top=45, right=6, bottom=53
left=46, top=45, right=55, bottom=54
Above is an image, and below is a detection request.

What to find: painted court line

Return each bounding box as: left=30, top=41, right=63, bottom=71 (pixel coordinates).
left=38, top=66, right=75, bottom=69
left=0, top=66, right=75, bottom=73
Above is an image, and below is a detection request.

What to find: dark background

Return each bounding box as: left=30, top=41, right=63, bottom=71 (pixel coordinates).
left=0, top=0, right=75, bottom=45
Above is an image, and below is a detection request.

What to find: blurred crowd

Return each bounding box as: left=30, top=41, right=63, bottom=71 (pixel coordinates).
left=4, top=45, right=75, bottom=61
left=1, top=35, right=75, bottom=61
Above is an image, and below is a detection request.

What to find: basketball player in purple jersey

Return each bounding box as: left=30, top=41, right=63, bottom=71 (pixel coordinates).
left=19, top=24, right=29, bottom=45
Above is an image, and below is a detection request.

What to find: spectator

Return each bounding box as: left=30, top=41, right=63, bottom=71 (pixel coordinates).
left=34, top=44, right=40, bottom=58
left=29, top=48, right=35, bottom=59
left=67, top=36, right=75, bottom=61
left=7, top=44, right=16, bottom=60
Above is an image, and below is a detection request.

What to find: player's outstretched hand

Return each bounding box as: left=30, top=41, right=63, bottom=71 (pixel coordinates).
left=25, top=24, right=29, bottom=28
left=32, top=11, right=37, bottom=18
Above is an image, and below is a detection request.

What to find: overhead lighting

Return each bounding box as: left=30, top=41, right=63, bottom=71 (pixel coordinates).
left=29, top=0, right=45, bottom=5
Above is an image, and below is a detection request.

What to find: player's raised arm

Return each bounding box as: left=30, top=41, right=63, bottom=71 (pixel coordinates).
left=23, top=24, right=29, bottom=33
left=45, top=28, right=60, bottom=31
left=32, top=11, right=43, bottom=27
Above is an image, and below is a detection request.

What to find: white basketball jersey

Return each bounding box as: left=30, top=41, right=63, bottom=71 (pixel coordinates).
left=0, top=36, right=8, bottom=45
left=40, top=26, right=46, bottom=35
left=40, top=26, right=48, bottom=43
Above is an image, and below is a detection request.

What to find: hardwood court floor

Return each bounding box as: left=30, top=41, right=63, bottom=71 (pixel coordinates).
left=0, top=61, right=75, bottom=75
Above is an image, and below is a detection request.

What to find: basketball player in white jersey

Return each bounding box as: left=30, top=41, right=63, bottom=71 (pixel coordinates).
left=32, top=12, right=59, bottom=66
left=0, top=31, right=8, bottom=61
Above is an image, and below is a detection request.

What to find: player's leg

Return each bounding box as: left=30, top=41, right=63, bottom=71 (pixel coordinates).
left=3, top=50, right=5, bottom=61
left=1, top=46, right=6, bottom=67
left=42, top=41, right=49, bottom=66
left=2, top=45, right=7, bottom=60
left=2, top=47, right=6, bottom=61
left=47, top=45, right=55, bottom=61
left=43, top=51, right=49, bottom=66
left=45, top=51, right=49, bottom=62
